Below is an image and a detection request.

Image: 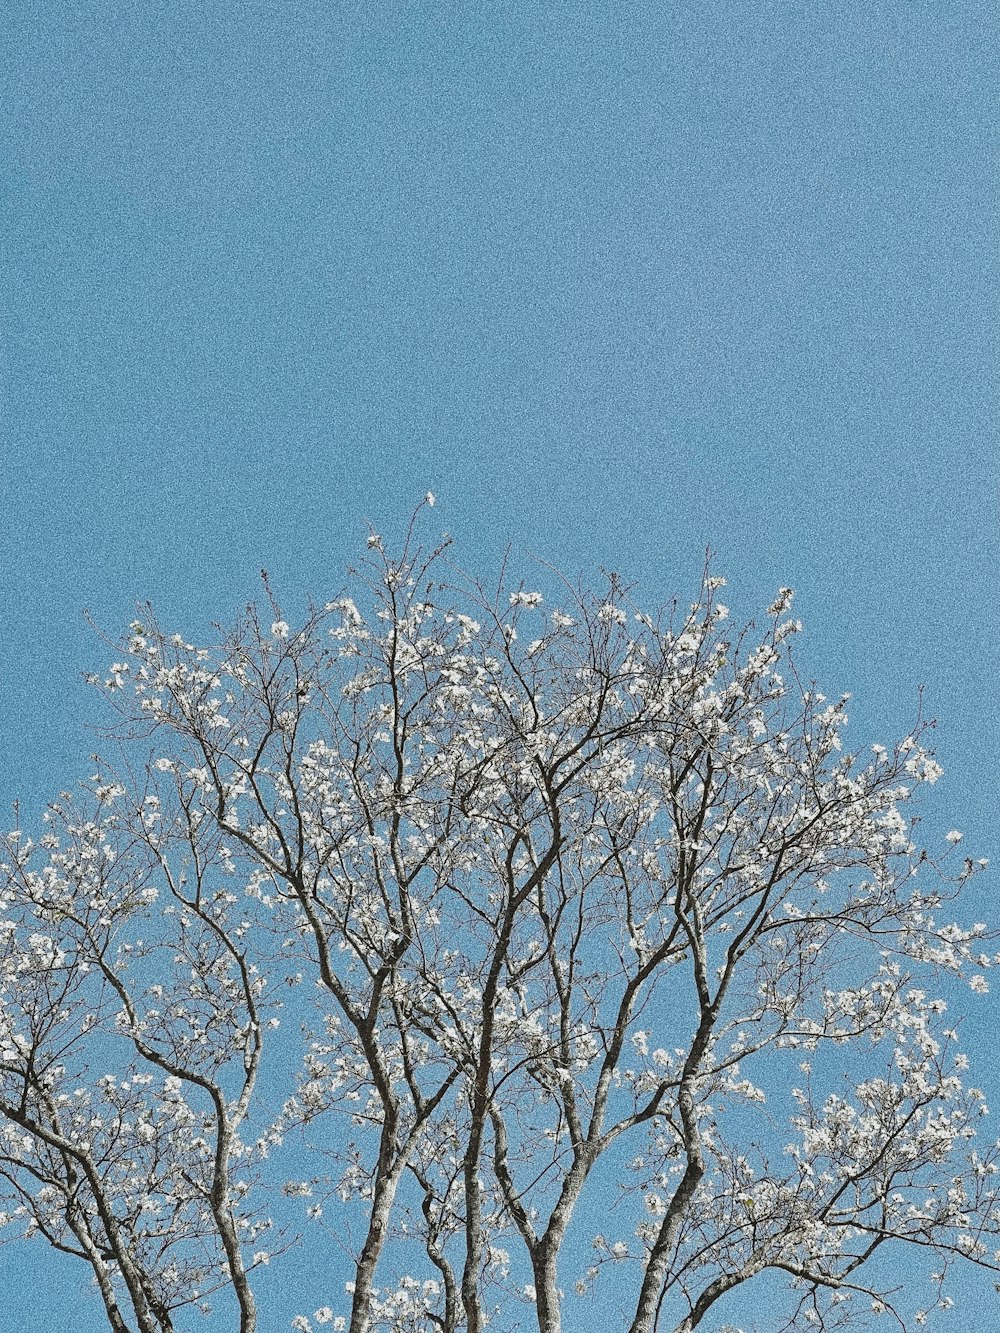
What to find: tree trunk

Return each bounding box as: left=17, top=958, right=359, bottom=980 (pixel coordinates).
left=349, top=1136, right=407, bottom=1333
left=531, top=1241, right=561, bottom=1333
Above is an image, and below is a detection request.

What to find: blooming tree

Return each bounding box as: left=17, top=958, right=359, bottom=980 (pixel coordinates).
left=2, top=506, right=997, bottom=1333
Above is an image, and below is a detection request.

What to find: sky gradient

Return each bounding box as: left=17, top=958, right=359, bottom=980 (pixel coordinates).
left=1, top=2, right=997, bottom=1329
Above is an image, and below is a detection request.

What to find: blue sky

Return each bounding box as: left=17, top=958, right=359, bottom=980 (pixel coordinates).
left=1, top=2, right=997, bottom=1328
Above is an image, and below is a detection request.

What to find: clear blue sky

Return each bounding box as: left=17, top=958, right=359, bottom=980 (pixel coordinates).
left=1, top=2, right=997, bottom=1329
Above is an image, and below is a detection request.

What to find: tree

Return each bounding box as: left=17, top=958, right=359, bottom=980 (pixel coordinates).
left=1, top=504, right=997, bottom=1333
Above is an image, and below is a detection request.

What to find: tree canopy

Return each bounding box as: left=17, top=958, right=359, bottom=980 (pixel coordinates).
left=1, top=508, right=996, bottom=1333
